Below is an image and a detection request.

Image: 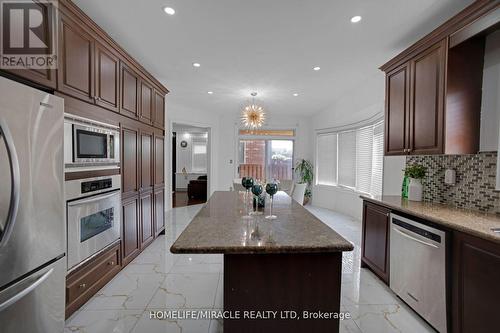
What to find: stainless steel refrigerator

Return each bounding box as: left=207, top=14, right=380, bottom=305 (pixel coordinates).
left=0, top=76, right=66, bottom=333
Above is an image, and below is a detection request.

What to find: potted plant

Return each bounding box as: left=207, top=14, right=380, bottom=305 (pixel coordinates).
left=403, top=164, right=426, bottom=201
left=295, top=159, right=314, bottom=205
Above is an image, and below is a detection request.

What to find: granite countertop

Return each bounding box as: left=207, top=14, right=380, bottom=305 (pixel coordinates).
left=171, top=191, right=354, bottom=254
left=361, top=195, right=500, bottom=244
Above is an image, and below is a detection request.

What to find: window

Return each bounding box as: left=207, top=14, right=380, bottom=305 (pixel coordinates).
left=316, top=121, right=384, bottom=196
left=192, top=141, right=207, bottom=173
left=316, top=134, right=337, bottom=185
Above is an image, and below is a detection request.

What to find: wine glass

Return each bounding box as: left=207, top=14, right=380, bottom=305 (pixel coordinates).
left=250, top=183, right=263, bottom=215
left=241, top=177, right=254, bottom=218
left=265, top=182, right=278, bottom=219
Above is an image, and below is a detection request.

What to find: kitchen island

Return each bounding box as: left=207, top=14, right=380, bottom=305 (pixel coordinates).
left=171, top=191, right=353, bottom=333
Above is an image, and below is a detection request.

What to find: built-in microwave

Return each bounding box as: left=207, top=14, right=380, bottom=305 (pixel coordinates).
left=64, top=114, right=120, bottom=169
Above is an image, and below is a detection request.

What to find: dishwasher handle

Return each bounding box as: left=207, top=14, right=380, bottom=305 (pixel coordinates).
left=392, top=226, right=439, bottom=249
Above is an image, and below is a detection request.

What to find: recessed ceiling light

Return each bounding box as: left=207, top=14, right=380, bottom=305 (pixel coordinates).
left=350, top=15, right=362, bottom=23
left=207, top=91, right=213, bottom=95
left=293, top=93, right=299, bottom=97
left=313, top=66, right=321, bottom=71
left=163, top=7, right=175, bottom=15
left=192, top=62, right=201, bottom=68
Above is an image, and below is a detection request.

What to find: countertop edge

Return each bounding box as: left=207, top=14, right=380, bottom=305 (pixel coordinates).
left=169, top=244, right=355, bottom=255
left=360, top=195, right=500, bottom=244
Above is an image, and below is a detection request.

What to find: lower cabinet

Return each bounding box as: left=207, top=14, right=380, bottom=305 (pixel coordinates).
left=452, top=231, right=500, bottom=333
left=65, top=241, right=121, bottom=318
left=361, top=201, right=391, bottom=284
left=140, top=190, right=155, bottom=249
left=154, top=187, right=165, bottom=236
left=121, top=196, right=141, bottom=266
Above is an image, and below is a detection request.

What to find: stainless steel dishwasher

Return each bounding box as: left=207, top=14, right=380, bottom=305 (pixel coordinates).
left=390, top=214, right=447, bottom=333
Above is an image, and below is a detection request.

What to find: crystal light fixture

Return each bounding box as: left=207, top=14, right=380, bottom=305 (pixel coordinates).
left=241, top=92, right=266, bottom=129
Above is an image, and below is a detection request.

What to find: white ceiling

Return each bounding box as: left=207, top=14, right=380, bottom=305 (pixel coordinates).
left=74, top=0, right=474, bottom=116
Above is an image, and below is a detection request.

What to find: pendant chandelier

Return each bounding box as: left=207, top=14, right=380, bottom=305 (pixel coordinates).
left=241, top=92, right=266, bottom=129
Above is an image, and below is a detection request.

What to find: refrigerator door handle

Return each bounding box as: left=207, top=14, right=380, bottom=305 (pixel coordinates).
left=0, top=118, right=21, bottom=249
left=0, top=267, right=54, bottom=312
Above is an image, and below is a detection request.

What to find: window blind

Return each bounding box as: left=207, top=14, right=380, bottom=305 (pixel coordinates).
left=316, top=133, right=337, bottom=185
left=371, top=121, right=384, bottom=196
left=192, top=141, right=208, bottom=173
left=356, top=126, right=374, bottom=194
left=338, top=130, right=356, bottom=188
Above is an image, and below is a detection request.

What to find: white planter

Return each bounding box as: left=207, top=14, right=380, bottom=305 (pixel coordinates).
left=408, top=178, right=423, bottom=201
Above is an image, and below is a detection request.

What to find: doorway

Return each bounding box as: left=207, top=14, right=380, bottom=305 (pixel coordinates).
left=172, top=123, right=210, bottom=208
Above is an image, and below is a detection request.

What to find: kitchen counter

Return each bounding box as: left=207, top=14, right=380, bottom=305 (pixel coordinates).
left=361, top=195, right=500, bottom=244
left=171, top=191, right=352, bottom=333
left=171, top=191, right=354, bottom=254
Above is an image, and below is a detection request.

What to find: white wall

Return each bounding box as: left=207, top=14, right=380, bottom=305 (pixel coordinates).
left=310, top=73, right=385, bottom=220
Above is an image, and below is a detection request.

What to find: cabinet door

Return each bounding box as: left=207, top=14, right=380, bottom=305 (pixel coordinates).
left=153, top=90, right=165, bottom=129
left=95, top=43, right=120, bottom=112
left=120, top=63, right=139, bottom=118
left=122, top=197, right=140, bottom=265
left=361, top=202, right=391, bottom=284
left=154, top=188, right=165, bottom=236
left=122, top=126, right=139, bottom=196
left=452, top=232, right=500, bottom=333
left=139, top=80, right=153, bottom=124
left=140, top=191, right=154, bottom=249
left=140, top=131, right=153, bottom=189
left=409, top=41, right=446, bottom=155
left=58, top=14, right=94, bottom=103
left=385, top=63, right=409, bottom=155
left=154, top=135, right=165, bottom=186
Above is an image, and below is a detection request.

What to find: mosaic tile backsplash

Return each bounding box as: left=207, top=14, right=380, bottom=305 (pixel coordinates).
left=406, top=152, right=499, bottom=213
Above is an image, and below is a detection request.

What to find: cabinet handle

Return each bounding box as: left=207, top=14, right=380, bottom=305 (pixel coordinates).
left=79, top=283, right=87, bottom=289
left=108, top=261, right=115, bottom=266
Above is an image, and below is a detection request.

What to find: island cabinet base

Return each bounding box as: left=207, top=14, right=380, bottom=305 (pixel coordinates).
left=223, top=252, right=342, bottom=333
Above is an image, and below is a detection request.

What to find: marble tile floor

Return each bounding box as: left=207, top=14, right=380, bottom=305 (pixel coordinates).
left=65, top=204, right=436, bottom=333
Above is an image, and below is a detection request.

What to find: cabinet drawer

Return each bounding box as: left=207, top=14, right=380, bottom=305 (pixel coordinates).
left=66, top=241, right=121, bottom=318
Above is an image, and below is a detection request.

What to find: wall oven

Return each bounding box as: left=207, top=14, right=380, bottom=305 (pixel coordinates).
left=66, top=175, right=121, bottom=270
left=64, top=114, right=120, bottom=170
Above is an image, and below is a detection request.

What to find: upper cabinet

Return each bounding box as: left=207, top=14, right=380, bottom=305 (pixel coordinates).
left=139, top=80, right=154, bottom=124
left=409, top=41, right=446, bottom=155
left=381, top=1, right=500, bottom=156
left=95, top=42, right=120, bottom=112
left=120, top=62, right=140, bottom=119
left=153, top=90, right=165, bottom=129
left=58, top=13, right=94, bottom=103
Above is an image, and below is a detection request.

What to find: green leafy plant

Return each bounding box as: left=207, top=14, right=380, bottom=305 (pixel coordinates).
left=403, top=164, right=427, bottom=179
left=295, top=159, right=314, bottom=199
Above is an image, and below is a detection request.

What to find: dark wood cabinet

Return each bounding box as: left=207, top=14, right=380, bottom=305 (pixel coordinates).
left=452, top=232, right=500, bottom=333
left=408, top=41, right=446, bottom=155
left=154, top=188, right=165, bottom=236
left=120, top=62, right=139, bottom=119
left=153, top=90, right=165, bottom=128
left=122, top=126, right=139, bottom=196
left=2, top=68, right=57, bottom=90
left=154, top=135, right=165, bottom=186
left=140, top=131, right=153, bottom=189
left=121, top=196, right=140, bottom=265
left=65, top=241, right=121, bottom=318
left=94, top=42, right=120, bottom=112
left=140, top=80, right=154, bottom=124
left=361, top=202, right=391, bottom=284
left=385, top=64, right=410, bottom=155
left=384, top=41, right=446, bottom=156
left=140, top=191, right=154, bottom=249
left=58, top=13, right=94, bottom=103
